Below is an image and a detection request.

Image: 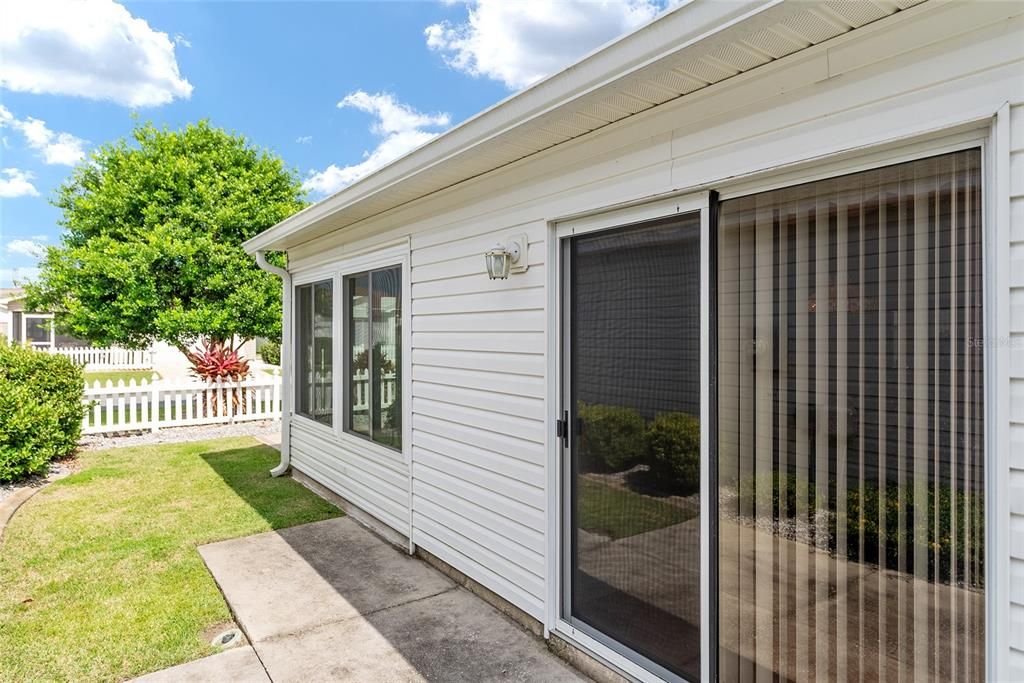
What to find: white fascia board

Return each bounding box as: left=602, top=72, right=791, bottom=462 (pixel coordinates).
left=243, top=0, right=787, bottom=254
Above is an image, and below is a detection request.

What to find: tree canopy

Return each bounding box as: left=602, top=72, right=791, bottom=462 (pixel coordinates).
left=25, top=121, right=304, bottom=355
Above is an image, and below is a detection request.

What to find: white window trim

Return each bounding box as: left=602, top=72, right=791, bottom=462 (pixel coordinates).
left=22, top=312, right=55, bottom=349
left=291, top=241, right=412, bottom=465
left=544, top=123, right=998, bottom=683
left=291, top=279, right=336, bottom=435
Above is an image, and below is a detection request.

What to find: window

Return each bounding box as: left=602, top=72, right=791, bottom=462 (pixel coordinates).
left=296, top=279, right=333, bottom=425
left=24, top=314, right=54, bottom=347
left=345, top=266, right=402, bottom=450
left=717, top=149, right=984, bottom=680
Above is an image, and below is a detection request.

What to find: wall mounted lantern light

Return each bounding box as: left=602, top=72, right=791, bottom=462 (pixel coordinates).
left=485, top=234, right=528, bottom=280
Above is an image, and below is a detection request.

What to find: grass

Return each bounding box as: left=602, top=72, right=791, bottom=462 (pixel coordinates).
left=0, top=437, right=341, bottom=682
left=83, top=369, right=161, bottom=385
left=578, top=476, right=696, bottom=540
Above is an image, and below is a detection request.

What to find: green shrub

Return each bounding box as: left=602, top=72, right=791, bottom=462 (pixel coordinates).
left=734, top=472, right=985, bottom=585
left=577, top=402, right=646, bottom=472
left=0, top=342, right=85, bottom=482
left=645, top=411, right=701, bottom=494
left=257, top=340, right=280, bottom=365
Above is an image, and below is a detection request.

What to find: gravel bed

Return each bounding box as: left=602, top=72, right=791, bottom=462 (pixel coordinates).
left=78, top=420, right=281, bottom=452
left=0, top=460, right=75, bottom=504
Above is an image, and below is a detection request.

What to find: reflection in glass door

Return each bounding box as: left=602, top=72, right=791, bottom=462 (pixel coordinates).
left=562, top=213, right=703, bottom=681
left=716, top=149, right=985, bottom=680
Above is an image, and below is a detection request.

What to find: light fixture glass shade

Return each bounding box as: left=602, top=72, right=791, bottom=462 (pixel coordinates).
left=485, top=244, right=511, bottom=280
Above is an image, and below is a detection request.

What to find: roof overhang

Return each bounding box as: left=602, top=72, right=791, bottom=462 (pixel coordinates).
left=245, top=0, right=922, bottom=254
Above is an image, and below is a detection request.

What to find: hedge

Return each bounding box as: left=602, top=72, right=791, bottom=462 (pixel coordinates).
left=577, top=402, right=646, bottom=472
left=735, top=471, right=985, bottom=584
left=257, top=340, right=280, bottom=365
left=0, top=342, right=85, bottom=482
left=645, top=411, right=701, bottom=494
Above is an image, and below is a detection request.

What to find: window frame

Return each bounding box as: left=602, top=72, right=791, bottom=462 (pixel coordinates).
left=293, top=278, right=334, bottom=427
left=23, top=312, right=55, bottom=349
left=290, top=242, right=411, bottom=466
left=342, top=264, right=403, bottom=452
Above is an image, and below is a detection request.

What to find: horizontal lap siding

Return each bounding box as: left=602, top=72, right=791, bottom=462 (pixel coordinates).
left=1009, top=101, right=1024, bottom=679
left=290, top=419, right=410, bottom=536
left=410, top=219, right=548, bottom=620
left=281, top=6, right=1024, bottom=657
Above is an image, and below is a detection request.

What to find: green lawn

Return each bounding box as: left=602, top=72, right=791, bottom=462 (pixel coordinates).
left=578, top=476, right=696, bottom=540
left=84, top=369, right=161, bottom=385
left=0, top=438, right=341, bottom=682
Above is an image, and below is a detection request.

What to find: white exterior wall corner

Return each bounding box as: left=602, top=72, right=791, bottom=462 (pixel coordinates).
left=278, top=4, right=1024, bottom=678
left=1004, top=99, right=1024, bottom=681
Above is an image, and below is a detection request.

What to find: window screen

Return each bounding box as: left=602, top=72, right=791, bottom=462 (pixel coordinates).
left=296, top=279, right=333, bottom=425
left=717, top=149, right=984, bottom=680
left=345, top=266, right=402, bottom=450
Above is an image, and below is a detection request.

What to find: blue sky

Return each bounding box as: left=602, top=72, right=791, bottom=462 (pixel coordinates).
left=0, top=0, right=670, bottom=287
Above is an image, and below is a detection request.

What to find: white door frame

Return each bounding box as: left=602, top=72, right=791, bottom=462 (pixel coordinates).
left=548, top=190, right=712, bottom=683
left=543, top=122, right=999, bottom=682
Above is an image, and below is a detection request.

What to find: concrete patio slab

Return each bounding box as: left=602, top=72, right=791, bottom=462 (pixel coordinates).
left=132, top=645, right=269, bottom=682
left=255, top=588, right=586, bottom=683
left=200, top=517, right=453, bottom=642
left=198, top=516, right=586, bottom=682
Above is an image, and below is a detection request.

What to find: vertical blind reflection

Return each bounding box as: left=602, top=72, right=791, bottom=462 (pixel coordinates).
left=570, top=215, right=702, bottom=681
left=717, top=149, right=984, bottom=681
left=346, top=266, right=402, bottom=450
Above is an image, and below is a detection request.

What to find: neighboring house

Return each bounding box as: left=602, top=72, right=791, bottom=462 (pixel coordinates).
left=0, top=288, right=88, bottom=349
left=0, top=288, right=263, bottom=377
left=244, top=2, right=1023, bottom=682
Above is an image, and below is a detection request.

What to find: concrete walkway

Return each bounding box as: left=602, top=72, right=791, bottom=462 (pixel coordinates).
left=139, top=517, right=585, bottom=682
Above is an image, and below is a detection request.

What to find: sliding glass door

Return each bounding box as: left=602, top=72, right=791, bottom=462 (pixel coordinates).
left=716, top=149, right=985, bottom=680
left=562, top=213, right=703, bottom=681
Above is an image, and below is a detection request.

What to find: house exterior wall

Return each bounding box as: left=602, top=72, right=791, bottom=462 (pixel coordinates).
left=283, top=2, right=1023, bottom=676
left=1007, top=101, right=1024, bottom=680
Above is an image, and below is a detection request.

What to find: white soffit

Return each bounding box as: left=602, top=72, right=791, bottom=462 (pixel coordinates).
left=246, top=0, right=924, bottom=252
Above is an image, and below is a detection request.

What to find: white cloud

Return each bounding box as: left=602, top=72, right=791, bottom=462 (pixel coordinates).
left=6, top=239, right=48, bottom=258
left=303, top=92, right=450, bottom=197
left=174, top=34, right=192, bottom=48
left=0, top=105, right=87, bottom=165
left=296, top=135, right=313, bottom=144
left=425, top=0, right=660, bottom=90
left=0, top=0, right=193, bottom=107
left=0, top=267, right=41, bottom=287
left=0, top=169, right=40, bottom=198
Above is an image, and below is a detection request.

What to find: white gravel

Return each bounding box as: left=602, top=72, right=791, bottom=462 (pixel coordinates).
left=78, top=420, right=282, bottom=451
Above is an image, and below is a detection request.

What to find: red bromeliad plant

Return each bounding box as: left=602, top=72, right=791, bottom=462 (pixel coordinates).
left=184, top=339, right=251, bottom=416
left=184, top=339, right=251, bottom=382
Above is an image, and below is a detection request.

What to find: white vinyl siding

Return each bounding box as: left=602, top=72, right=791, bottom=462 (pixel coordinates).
left=1007, top=101, right=1024, bottom=680
left=280, top=3, right=1024, bottom=668
left=409, top=220, right=548, bottom=619
left=290, top=419, right=410, bottom=536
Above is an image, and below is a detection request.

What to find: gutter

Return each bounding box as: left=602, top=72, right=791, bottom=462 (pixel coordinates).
left=254, top=251, right=292, bottom=477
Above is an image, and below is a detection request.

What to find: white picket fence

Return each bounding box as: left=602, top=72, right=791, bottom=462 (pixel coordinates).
left=50, top=346, right=153, bottom=370
left=351, top=371, right=397, bottom=412
left=82, top=372, right=281, bottom=434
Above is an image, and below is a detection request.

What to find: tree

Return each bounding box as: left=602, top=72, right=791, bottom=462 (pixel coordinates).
left=25, top=121, right=304, bottom=375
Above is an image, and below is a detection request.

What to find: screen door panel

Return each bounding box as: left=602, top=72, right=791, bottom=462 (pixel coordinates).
left=565, top=213, right=702, bottom=681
